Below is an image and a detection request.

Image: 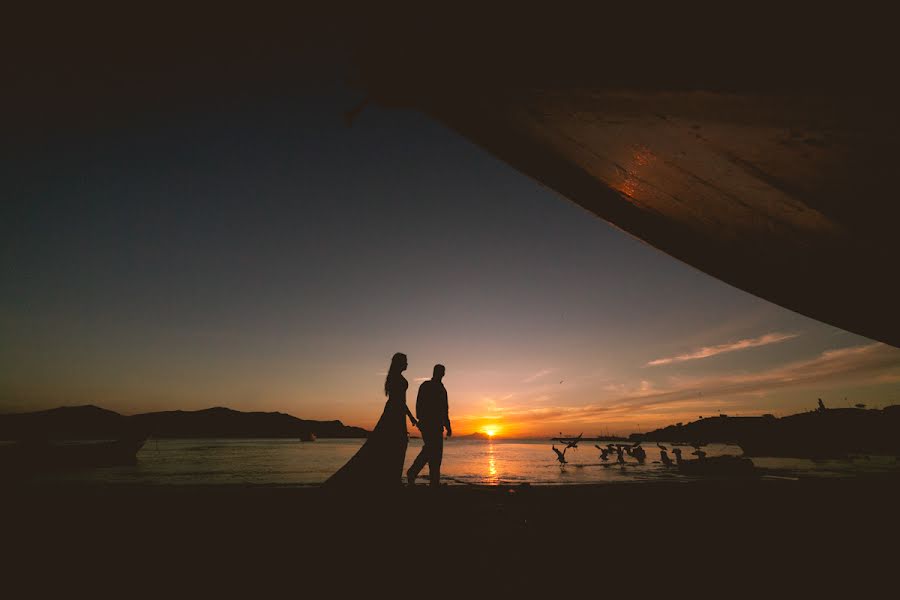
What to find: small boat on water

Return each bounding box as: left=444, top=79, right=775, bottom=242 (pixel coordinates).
left=299, top=432, right=317, bottom=442
left=672, top=448, right=755, bottom=477
left=0, top=436, right=147, bottom=472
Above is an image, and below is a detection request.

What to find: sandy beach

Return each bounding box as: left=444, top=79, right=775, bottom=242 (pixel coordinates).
left=7, top=473, right=899, bottom=593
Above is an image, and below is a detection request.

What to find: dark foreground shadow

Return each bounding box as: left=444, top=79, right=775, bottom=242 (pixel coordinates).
left=5, top=474, right=900, bottom=593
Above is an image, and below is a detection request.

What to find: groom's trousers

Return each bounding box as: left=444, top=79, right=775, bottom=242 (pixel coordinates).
left=408, top=426, right=444, bottom=486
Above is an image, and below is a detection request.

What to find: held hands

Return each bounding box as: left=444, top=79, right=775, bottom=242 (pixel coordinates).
left=410, top=417, right=419, bottom=428
left=445, top=428, right=452, bottom=438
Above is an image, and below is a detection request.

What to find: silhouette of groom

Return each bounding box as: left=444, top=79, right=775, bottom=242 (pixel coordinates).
left=407, top=364, right=452, bottom=486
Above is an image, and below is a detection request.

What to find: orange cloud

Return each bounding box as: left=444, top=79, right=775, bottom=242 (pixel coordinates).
left=647, top=332, right=799, bottom=366
left=522, top=368, right=555, bottom=383
left=484, top=342, right=900, bottom=435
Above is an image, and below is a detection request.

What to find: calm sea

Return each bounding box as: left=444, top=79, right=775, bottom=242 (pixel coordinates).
left=23, top=438, right=900, bottom=486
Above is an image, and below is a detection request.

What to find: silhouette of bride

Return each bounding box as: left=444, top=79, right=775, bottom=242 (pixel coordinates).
left=325, top=352, right=417, bottom=487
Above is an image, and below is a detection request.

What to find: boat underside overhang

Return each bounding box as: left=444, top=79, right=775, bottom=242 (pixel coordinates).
left=355, top=8, right=900, bottom=346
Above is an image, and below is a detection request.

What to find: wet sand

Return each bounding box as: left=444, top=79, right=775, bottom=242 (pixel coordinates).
left=7, top=474, right=899, bottom=593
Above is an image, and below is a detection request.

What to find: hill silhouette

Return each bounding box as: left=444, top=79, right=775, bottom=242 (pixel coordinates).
left=0, top=405, right=368, bottom=440
left=631, top=404, right=900, bottom=458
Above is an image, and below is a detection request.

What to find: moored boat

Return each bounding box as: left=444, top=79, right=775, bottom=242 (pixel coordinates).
left=672, top=448, right=756, bottom=477
left=0, top=436, right=147, bottom=472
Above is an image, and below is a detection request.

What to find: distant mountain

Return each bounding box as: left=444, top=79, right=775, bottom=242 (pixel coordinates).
left=0, top=405, right=128, bottom=440
left=630, top=414, right=772, bottom=444
left=132, top=407, right=367, bottom=439
left=454, top=432, right=491, bottom=440
left=0, top=405, right=368, bottom=440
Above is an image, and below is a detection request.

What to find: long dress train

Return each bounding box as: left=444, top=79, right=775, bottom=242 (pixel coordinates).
left=324, top=376, right=410, bottom=488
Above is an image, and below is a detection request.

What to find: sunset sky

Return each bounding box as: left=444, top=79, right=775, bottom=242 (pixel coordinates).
left=3, top=84, right=900, bottom=437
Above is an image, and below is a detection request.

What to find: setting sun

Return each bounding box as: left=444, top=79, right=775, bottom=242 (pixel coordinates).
left=482, top=426, right=500, bottom=438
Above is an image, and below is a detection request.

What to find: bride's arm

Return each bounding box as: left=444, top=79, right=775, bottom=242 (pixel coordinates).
left=405, top=403, right=418, bottom=427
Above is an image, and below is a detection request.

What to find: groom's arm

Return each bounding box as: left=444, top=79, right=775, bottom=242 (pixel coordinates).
left=443, top=388, right=451, bottom=437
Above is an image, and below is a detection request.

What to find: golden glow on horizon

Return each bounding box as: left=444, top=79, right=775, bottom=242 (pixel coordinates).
left=482, top=426, right=500, bottom=437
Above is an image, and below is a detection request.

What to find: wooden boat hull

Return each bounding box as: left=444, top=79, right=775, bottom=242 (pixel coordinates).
left=355, top=8, right=900, bottom=347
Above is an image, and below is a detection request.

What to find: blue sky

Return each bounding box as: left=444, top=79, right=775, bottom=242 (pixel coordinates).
left=3, top=87, right=899, bottom=435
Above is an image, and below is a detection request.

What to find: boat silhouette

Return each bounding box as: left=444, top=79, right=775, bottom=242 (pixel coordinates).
left=0, top=436, right=147, bottom=472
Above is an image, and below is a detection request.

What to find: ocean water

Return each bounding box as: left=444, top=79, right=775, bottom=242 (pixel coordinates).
left=23, top=438, right=900, bottom=486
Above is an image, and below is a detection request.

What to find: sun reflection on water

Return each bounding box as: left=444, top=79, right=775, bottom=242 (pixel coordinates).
left=487, top=439, right=498, bottom=483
